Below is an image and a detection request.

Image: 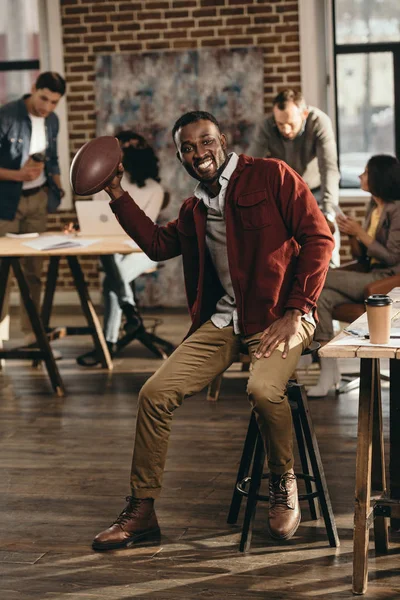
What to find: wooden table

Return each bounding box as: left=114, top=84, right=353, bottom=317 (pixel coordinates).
left=0, top=234, right=141, bottom=396
left=320, top=292, right=400, bottom=595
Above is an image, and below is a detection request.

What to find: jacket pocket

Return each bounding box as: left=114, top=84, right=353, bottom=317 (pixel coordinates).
left=237, top=189, right=271, bottom=230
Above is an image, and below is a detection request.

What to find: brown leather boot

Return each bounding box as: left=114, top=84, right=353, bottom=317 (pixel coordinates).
left=92, top=496, right=161, bottom=550
left=267, top=469, right=301, bottom=541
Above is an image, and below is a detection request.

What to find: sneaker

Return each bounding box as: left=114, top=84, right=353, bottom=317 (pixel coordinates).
left=92, top=496, right=160, bottom=551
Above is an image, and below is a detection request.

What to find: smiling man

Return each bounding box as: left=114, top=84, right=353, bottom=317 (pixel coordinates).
left=0, top=71, right=66, bottom=341
left=92, top=111, right=334, bottom=551
left=249, top=90, right=340, bottom=265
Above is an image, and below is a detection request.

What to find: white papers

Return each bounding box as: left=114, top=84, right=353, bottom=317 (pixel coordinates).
left=6, top=232, right=39, bottom=239
left=124, top=239, right=140, bottom=250
left=22, top=236, right=101, bottom=251
left=331, top=335, right=400, bottom=348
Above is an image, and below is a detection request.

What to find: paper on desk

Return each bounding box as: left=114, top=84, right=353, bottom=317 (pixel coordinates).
left=331, top=335, right=400, bottom=348
left=124, top=239, right=140, bottom=250
left=6, top=232, right=39, bottom=238
left=22, top=236, right=101, bottom=251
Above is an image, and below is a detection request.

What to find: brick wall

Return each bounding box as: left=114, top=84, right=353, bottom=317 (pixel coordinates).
left=56, top=0, right=363, bottom=293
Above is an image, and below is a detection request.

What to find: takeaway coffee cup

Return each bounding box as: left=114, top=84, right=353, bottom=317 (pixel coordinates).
left=364, top=294, right=393, bottom=344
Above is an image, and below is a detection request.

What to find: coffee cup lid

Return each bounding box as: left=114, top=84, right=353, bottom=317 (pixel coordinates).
left=364, top=294, right=393, bottom=307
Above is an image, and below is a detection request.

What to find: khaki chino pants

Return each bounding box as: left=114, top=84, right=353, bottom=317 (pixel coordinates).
left=0, top=189, right=48, bottom=336
left=130, top=318, right=315, bottom=499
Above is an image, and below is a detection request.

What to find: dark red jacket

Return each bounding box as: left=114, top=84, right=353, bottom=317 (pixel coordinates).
left=110, top=155, right=334, bottom=337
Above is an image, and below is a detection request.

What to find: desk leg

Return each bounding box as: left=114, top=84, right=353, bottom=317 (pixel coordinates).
left=66, top=256, right=113, bottom=370
left=41, top=256, right=60, bottom=328
left=371, top=358, right=389, bottom=553
left=353, top=357, right=375, bottom=595
left=0, top=258, right=11, bottom=318
left=389, top=359, right=400, bottom=531
left=11, top=258, right=65, bottom=397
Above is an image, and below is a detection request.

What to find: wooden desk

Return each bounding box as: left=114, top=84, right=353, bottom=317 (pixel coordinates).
left=0, top=234, right=141, bottom=396
left=320, top=295, right=400, bottom=595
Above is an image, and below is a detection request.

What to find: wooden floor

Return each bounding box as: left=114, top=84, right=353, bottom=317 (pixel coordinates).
left=0, top=308, right=399, bottom=600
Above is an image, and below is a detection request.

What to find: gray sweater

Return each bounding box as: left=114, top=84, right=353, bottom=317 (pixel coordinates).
left=248, top=106, right=340, bottom=216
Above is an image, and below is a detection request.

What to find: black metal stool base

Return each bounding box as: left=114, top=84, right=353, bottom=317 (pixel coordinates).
left=227, top=343, right=340, bottom=553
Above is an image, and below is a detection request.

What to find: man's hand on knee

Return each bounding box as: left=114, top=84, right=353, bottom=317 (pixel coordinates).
left=254, top=309, right=302, bottom=359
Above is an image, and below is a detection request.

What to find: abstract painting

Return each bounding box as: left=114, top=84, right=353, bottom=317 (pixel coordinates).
left=96, top=48, right=264, bottom=307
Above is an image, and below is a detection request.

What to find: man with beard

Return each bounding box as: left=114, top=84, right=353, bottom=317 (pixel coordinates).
left=249, top=89, right=340, bottom=265
left=92, top=111, right=334, bottom=550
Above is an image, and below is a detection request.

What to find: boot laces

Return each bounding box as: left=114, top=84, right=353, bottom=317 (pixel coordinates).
left=270, top=473, right=296, bottom=508
left=113, top=496, right=142, bottom=527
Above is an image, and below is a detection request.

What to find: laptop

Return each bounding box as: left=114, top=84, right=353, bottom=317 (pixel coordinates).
left=75, top=200, right=126, bottom=236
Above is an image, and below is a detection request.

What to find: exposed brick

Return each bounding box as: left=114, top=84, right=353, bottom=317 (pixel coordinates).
left=277, top=44, right=299, bottom=53
left=217, top=27, right=244, bottom=36
left=199, top=18, right=223, bottom=27
left=246, top=25, right=273, bottom=34
left=64, top=45, right=90, bottom=53
left=284, top=14, right=299, bottom=23
left=109, top=33, right=137, bottom=41
left=171, top=19, right=195, bottom=28
left=254, top=15, right=280, bottom=24
left=146, top=41, right=171, bottom=49
left=200, top=0, right=224, bottom=5
left=285, top=33, right=299, bottom=42
left=165, top=10, right=189, bottom=19
left=229, top=36, right=254, bottom=45
left=62, top=17, right=81, bottom=25
left=163, top=30, right=188, bottom=39
left=220, top=8, right=244, bottom=16
left=83, top=34, right=108, bottom=43
left=110, top=12, right=134, bottom=21
left=119, top=43, right=143, bottom=51
left=201, top=38, right=227, bottom=46
left=117, top=23, right=141, bottom=31
left=84, top=15, right=110, bottom=23
left=144, top=21, right=169, bottom=30
left=91, top=24, right=114, bottom=32
left=137, top=31, right=160, bottom=40
left=91, top=3, right=117, bottom=13
left=191, top=29, right=216, bottom=38
left=248, top=5, right=273, bottom=14
left=173, top=39, right=198, bottom=48
left=70, top=103, right=95, bottom=111
left=147, top=1, right=169, bottom=8
left=226, top=17, right=251, bottom=25
left=137, top=11, right=162, bottom=20
left=64, top=6, right=89, bottom=14
left=275, top=24, right=299, bottom=33
left=192, top=8, right=217, bottom=18
left=61, top=0, right=79, bottom=4
left=173, top=0, right=197, bottom=6
left=119, top=2, right=142, bottom=9
left=64, top=26, right=88, bottom=34
left=276, top=3, right=298, bottom=12
left=64, top=55, right=86, bottom=64
left=92, top=44, right=117, bottom=52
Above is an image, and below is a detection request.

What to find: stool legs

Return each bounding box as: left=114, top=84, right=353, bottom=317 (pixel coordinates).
left=292, top=383, right=340, bottom=548
left=239, top=433, right=265, bottom=553
left=227, top=412, right=258, bottom=524
left=229, top=381, right=339, bottom=553
left=292, top=401, right=320, bottom=520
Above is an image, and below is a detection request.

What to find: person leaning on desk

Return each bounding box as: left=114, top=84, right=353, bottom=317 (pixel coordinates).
left=308, top=154, right=400, bottom=397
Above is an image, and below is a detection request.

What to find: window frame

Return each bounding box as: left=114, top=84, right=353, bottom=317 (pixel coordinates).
left=332, top=0, right=400, bottom=176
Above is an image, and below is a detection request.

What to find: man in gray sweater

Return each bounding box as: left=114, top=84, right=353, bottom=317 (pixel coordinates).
left=248, top=89, right=340, bottom=264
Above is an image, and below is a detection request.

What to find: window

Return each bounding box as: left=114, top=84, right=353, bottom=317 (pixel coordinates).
left=0, top=0, right=40, bottom=105
left=333, top=0, right=400, bottom=187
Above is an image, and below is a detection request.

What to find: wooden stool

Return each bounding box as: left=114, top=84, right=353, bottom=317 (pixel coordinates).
left=227, top=345, right=340, bottom=552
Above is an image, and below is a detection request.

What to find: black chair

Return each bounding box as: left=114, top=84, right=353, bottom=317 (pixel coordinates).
left=115, top=266, right=175, bottom=360
left=227, top=342, right=340, bottom=552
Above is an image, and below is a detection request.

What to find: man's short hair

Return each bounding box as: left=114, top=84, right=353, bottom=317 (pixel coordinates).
left=35, top=72, right=66, bottom=96
left=273, top=89, right=306, bottom=111
left=172, top=111, right=221, bottom=144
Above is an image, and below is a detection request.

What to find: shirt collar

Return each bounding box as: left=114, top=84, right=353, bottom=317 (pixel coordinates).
left=194, top=152, right=239, bottom=200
